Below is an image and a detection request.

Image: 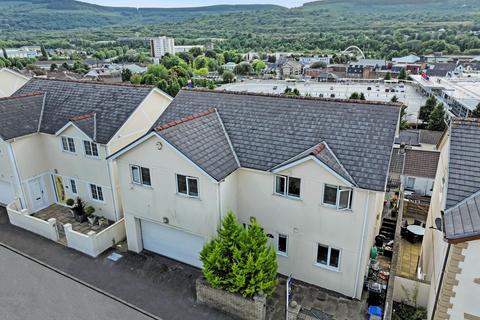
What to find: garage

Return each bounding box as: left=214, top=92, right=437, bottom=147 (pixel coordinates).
left=140, top=220, right=204, bottom=268
left=0, top=180, right=15, bottom=206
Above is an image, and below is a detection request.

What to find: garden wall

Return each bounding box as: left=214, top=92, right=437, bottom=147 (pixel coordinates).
left=196, top=277, right=266, bottom=320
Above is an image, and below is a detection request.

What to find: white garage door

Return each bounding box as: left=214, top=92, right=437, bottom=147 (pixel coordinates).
left=140, top=220, right=204, bottom=268
left=0, top=180, right=15, bottom=206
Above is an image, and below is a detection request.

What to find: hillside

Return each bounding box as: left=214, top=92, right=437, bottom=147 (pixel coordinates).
left=1, top=0, right=479, bottom=57
left=0, top=0, right=281, bottom=32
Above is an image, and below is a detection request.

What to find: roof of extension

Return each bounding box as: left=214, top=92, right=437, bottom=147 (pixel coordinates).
left=0, top=93, right=45, bottom=141
left=403, top=149, right=440, bottom=179
left=10, top=78, right=153, bottom=144
left=151, top=89, right=400, bottom=191
left=394, top=129, right=444, bottom=147
left=444, top=190, right=480, bottom=242
left=155, top=108, right=239, bottom=182
left=446, top=118, right=480, bottom=210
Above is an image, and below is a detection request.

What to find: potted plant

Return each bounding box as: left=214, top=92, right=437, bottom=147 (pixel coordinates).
left=66, top=198, right=75, bottom=217
left=72, top=197, right=87, bottom=223
left=85, top=206, right=96, bottom=225
left=98, top=216, right=109, bottom=228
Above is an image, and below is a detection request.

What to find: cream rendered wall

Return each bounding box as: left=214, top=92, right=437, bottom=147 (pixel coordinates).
left=116, top=135, right=220, bottom=253
left=448, top=240, right=480, bottom=319
left=234, top=160, right=384, bottom=299
left=107, top=90, right=172, bottom=154
left=419, top=136, right=450, bottom=319
left=11, top=127, right=116, bottom=220
left=0, top=69, right=29, bottom=97
left=0, top=138, right=15, bottom=184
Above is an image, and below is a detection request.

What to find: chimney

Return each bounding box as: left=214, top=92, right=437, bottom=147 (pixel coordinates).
left=399, top=143, right=406, bottom=154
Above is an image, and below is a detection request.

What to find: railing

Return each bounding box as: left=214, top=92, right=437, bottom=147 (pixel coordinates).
left=64, top=218, right=126, bottom=257
left=6, top=199, right=59, bottom=242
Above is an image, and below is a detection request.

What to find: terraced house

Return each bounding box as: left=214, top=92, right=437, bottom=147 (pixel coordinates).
left=110, top=90, right=401, bottom=298
left=0, top=78, right=171, bottom=252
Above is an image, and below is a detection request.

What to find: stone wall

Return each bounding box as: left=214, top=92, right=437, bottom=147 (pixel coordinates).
left=196, top=278, right=267, bottom=320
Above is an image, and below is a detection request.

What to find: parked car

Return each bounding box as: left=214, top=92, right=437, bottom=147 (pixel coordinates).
left=367, top=87, right=372, bottom=91
left=385, top=88, right=390, bottom=92
left=330, top=93, right=335, bottom=98
left=330, top=86, right=334, bottom=90
left=273, top=86, right=278, bottom=90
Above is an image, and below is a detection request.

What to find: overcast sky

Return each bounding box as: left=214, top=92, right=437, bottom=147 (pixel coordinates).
left=78, top=0, right=311, bottom=8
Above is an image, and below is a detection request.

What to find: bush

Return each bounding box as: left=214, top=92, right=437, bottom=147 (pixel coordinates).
left=200, top=211, right=278, bottom=298
left=66, top=198, right=74, bottom=206
left=84, top=206, right=95, bottom=216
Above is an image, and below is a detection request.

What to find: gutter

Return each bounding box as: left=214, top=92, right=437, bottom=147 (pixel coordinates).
left=430, top=243, right=451, bottom=320
left=106, top=148, right=120, bottom=222
left=353, top=189, right=371, bottom=299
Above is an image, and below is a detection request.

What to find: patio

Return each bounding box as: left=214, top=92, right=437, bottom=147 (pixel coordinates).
left=397, top=238, right=421, bottom=279
left=33, top=205, right=110, bottom=236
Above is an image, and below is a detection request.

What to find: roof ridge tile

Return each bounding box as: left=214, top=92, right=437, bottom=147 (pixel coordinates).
left=31, top=77, right=154, bottom=89
left=155, top=107, right=216, bottom=131
left=185, top=88, right=403, bottom=107
left=1, top=92, right=44, bottom=101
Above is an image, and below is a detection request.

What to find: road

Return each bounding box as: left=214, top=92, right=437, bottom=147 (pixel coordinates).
left=219, top=79, right=427, bottom=123
left=0, top=245, right=158, bottom=320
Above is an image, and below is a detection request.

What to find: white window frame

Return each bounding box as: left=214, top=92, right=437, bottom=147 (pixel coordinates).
left=314, top=243, right=341, bottom=271
left=130, top=165, right=152, bottom=187
left=274, top=175, right=301, bottom=199
left=61, top=136, right=76, bottom=153
left=322, top=184, right=353, bottom=211
left=89, top=183, right=104, bottom=202
left=277, top=233, right=288, bottom=257
left=83, top=140, right=99, bottom=158
left=406, top=177, right=416, bottom=190
left=176, top=174, right=199, bottom=198
left=70, top=179, right=78, bottom=195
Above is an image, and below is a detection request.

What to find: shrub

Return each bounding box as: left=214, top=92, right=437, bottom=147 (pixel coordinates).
left=84, top=206, right=95, bottom=216
left=66, top=198, right=74, bottom=206
left=200, top=211, right=278, bottom=298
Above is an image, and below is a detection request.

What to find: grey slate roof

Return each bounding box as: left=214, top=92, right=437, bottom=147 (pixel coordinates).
left=0, top=93, right=44, bottom=141
left=152, top=90, right=400, bottom=191
left=446, top=118, right=480, bottom=209
left=13, top=79, right=153, bottom=144
left=444, top=190, right=480, bottom=241
left=419, top=130, right=444, bottom=146
left=155, top=108, right=239, bottom=182
left=71, top=113, right=96, bottom=141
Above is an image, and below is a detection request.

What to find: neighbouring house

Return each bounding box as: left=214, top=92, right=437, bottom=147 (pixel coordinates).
left=280, top=60, right=303, bottom=78
left=418, top=118, right=480, bottom=320
left=222, top=62, right=237, bottom=72
left=109, top=89, right=401, bottom=299
left=426, top=63, right=460, bottom=77
left=0, top=68, right=30, bottom=98
left=347, top=59, right=386, bottom=79
left=298, top=55, right=331, bottom=67
left=0, top=78, right=172, bottom=221
left=389, top=147, right=440, bottom=197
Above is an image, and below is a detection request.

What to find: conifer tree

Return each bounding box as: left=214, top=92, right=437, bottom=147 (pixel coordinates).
left=200, top=211, right=278, bottom=298
left=428, top=103, right=446, bottom=131
left=419, top=95, right=436, bottom=123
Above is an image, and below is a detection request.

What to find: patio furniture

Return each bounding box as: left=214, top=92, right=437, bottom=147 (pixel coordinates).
left=414, top=219, right=422, bottom=226
left=407, top=224, right=425, bottom=236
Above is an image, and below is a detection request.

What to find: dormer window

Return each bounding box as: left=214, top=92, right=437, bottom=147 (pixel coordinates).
left=61, top=136, right=76, bottom=153
left=83, top=140, right=99, bottom=157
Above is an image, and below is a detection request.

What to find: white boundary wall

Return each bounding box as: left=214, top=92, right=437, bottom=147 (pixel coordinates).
left=393, top=275, right=431, bottom=308
left=6, top=200, right=58, bottom=241
left=64, top=219, right=126, bottom=257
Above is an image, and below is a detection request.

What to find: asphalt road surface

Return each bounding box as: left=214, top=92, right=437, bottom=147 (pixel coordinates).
left=0, top=245, right=158, bottom=320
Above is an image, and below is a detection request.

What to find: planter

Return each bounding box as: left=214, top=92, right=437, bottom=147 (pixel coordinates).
left=196, top=277, right=266, bottom=320
left=87, top=216, right=97, bottom=226
left=74, top=213, right=87, bottom=223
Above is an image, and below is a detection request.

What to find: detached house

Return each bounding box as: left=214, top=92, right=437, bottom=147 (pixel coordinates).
left=110, top=90, right=400, bottom=298
left=0, top=78, right=172, bottom=222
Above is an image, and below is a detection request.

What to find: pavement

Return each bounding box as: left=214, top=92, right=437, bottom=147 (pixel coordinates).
left=0, top=206, right=230, bottom=320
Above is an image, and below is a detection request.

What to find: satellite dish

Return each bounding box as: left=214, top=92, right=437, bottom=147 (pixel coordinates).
left=435, top=217, right=443, bottom=231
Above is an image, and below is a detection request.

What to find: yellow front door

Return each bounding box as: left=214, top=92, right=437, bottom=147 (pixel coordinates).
left=53, top=175, right=66, bottom=204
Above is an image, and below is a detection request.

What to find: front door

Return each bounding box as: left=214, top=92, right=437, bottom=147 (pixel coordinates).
left=28, top=177, right=48, bottom=212
left=53, top=175, right=67, bottom=204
